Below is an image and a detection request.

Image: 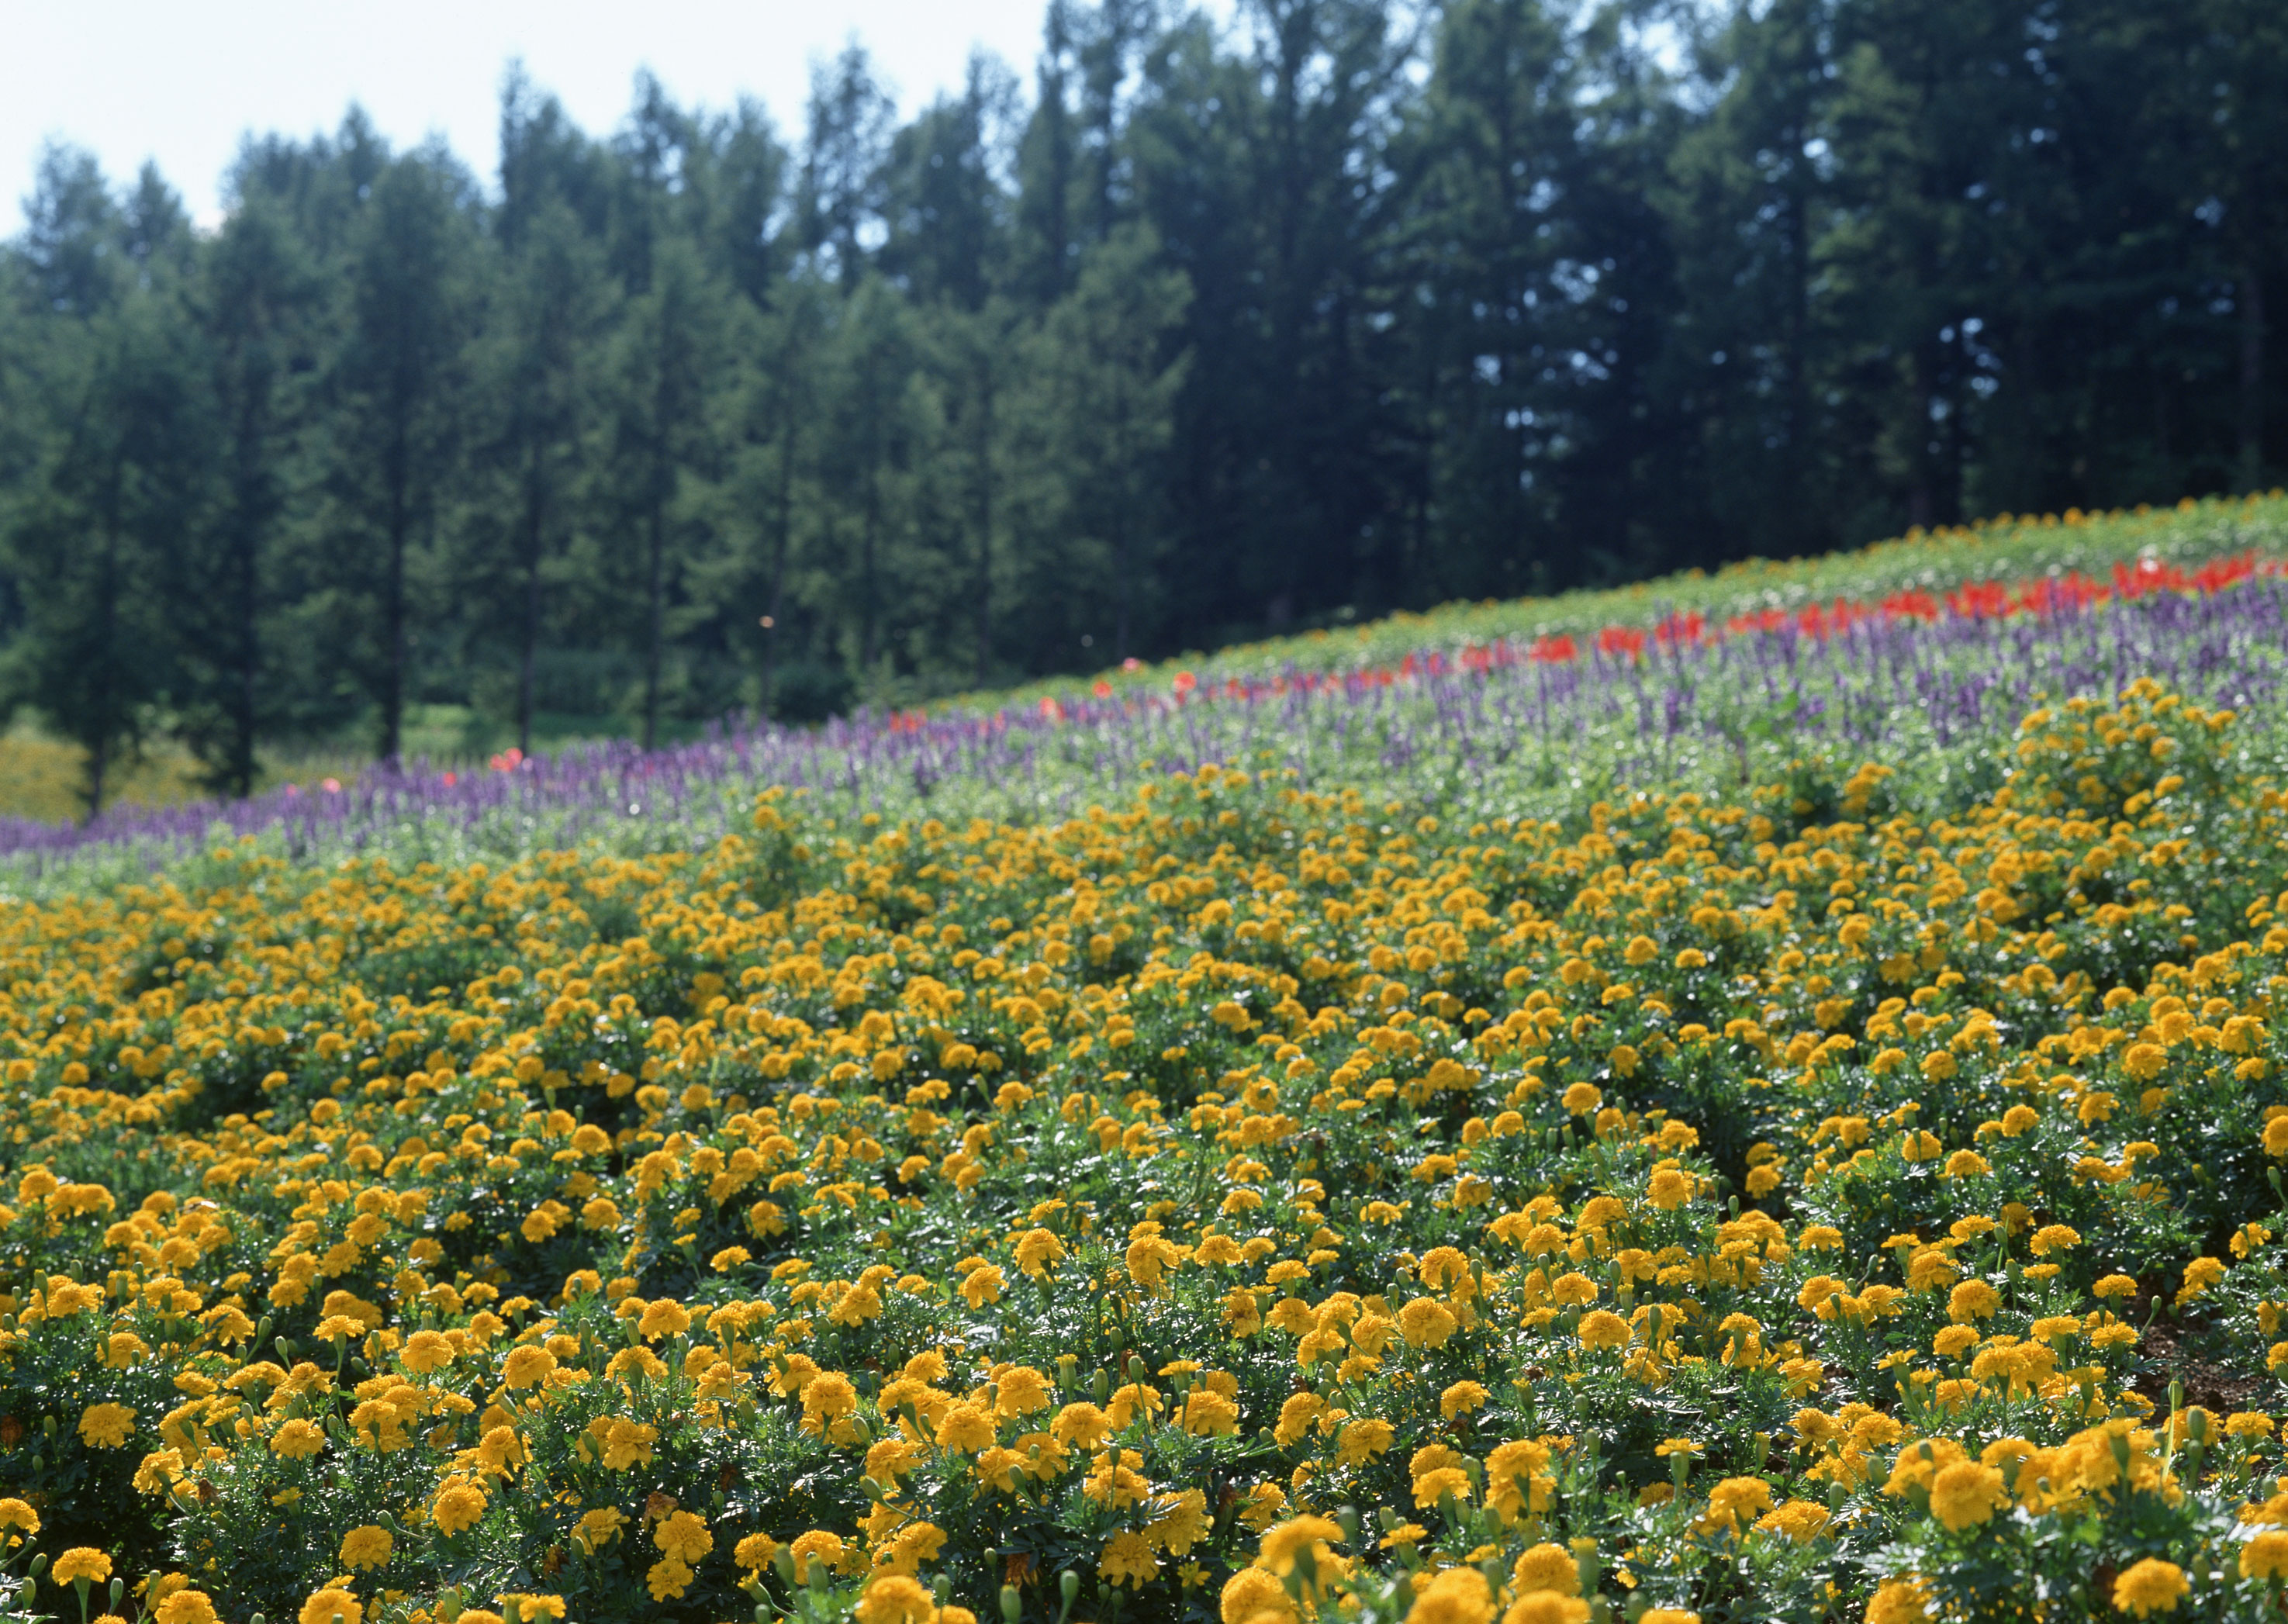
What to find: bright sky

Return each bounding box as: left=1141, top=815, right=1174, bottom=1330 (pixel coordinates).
left=4, top=0, right=1156, bottom=228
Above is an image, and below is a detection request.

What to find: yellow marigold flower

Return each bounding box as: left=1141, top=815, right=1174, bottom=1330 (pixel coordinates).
left=961, top=1263, right=1007, bottom=1307
left=271, top=1418, right=325, bottom=1459
left=1501, top=1598, right=1588, bottom=1624
left=601, top=1418, right=658, bottom=1468
left=1413, top=1467, right=1471, bottom=1509
left=497, top=1598, right=565, bottom=1622
left=2265, top=1117, right=2288, bottom=1159
left=1101, top=1530, right=1159, bottom=1588
left=1014, top=1227, right=1066, bottom=1277
left=1398, top=1297, right=1459, bottom=1347
left=1511, top=1542, right=1578, bottom=1595
left=646, top=1557, right=693, bottom=1601
left=2111, top=1558, right=2186, bottom=1616
left=1638, top=1613, right=1700, bottom=1624
left=1701, top=1477, right=1775, bottom=1535
left=1182, top=1389, right=1241, bottom=1436
left=339, top=1526, right=392, bottom=1570
left=1440, top=1380, right=1490, bottom=1418
left=2242, top=1530, right=2288, bottom=1580
left=1256, top=1515, right=1344, bottom=1577
left=1927, top=1461, right=2007, bottom=1532
left=1647, top=1168, right=1693, bottom=1210
left=790, top=1529, right=848, bottom=1582
left=655, top=1509, right=713, bottom=1564
left=1407, top=1566, right=1495, bottom=1624
left=735, top=1532, right=779, bottom=1570
left=78, top=1402, right=135, bottom=1448
left=2122, top=1042, right=2168, bottom=1082
left=1946, top=1280, right=1999, bottom=1322
left=52, top=1549, right=110, bottom=1584
left=638, top=1299, right=692, bottom=1341
left=1752, top=1501, right=1830, bottom=1543
left=994, top=1365, right=1053, bottom=1417
left=433, top=1480, right=489, bottom=1535
left=1335, top=1418, right=1394, bottom=1464
left=500, top=1346, right=557, bottom=1390
left=802, top=1373, right=858, bottom=1427
left=0, top=1499, right=36, bottom=1533
left=574, top=1508, right=626, bottom=1553
left=399, top=1329, right=455, bottom=1373
left=935, top=1401, right=997, bottom=1452
left=1577, top=1310, right=1631, bottom=1350
left=299, top=1588, right=362, bottom=1624
left=1052, top=1401, right=1112, bottom=1448
left=855, top=1576, right=937, bottom=1624
left=154, top=1594, right=219, bottom=1624
left=711, top=1245, right=752, bottom=1272
left=1220, top=1567, right=1294, bottom=1624
left=1864, top=1578, right=1930, bottom=1624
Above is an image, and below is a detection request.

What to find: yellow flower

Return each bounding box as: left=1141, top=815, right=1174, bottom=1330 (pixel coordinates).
left=2112, top=1559, right=2186, bottom=1615
left=52, top=1549, right=110, bottom=1584
left=638, top=1299, right=692, bottom=1341
left=1256, top=1515, right=1344, bottom=1578
left=1398, top=1297, right=1459, bottom=1347
left=602, top=1418, right=658, bottom=1468
left=1413, top=1467, right=1471, bottom=1509
left=271, top=1418, right=325, bottom=1459
left=961, top=1263, right=1007, bottom=1306
left=1647, top=1168, right=1694, bottom=1210
left=1014, top=1227, right=1066, bottom=1277
left=574, top=1508, right=627, bottom=1553
left=935, top=1401, right=997, bottom=1452
left=1220, top=1567, right=1295, bottom=1624
left=1335, top=1418, right=1394, bottom=1464
left=78, top=1402, right=135, bottom=1448
left=399, top=1329, right=455, bottom=1373
left=299, top=1588, right=363, bottom=1624
left=1408, top=1567, right=1495, bottom=1624
left=1511, top=1543, right=1578, bottom=1595
left=855, top=1574, right=937, bottom=1624
left=1926, top=1461, right=2006, bottom=1532
left=500, top=1346, right=558, bottom=1389
left=338, top=1526, right=392, bottom=1570
left=790, top=1529, right=848, bottom=1583
left=2242, top=1530, right=2288, bottom=1580
left=735, top=1532, right=780, bottom=1571
left=497, top=1598, right=565, bottom=1622
left=154, top=1595, right=219, bottom=1624
left=0, top=1499, right=36, bottom=1534
left=1701, top=1477, right=1775, bottom=1534
left=1501, top=1597, right=1588, bottom=1624
left=655, top=1509, right=714, bottom=1564
left=433, top=1480, right=489, bottom=1535
left=1864, top=1578, right=1930, bottom=1624
left=1101, top=1530, right=1159, bottom=1588
left=1577, top=1310, right=1631, bottom=1350
left=646, top=1557, right=694, bottom=1601
left=1440, top=1380, right=1490, bottom=1418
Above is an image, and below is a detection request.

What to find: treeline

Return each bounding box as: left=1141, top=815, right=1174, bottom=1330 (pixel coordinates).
left=0, top=0, right=2281, bottom=810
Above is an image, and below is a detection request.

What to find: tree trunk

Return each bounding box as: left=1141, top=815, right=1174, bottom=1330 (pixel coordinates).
left=2241, top=263, right=2266, bottom=493
left=518, top=453, right=544, bottom=755
left=382, top=425, right=408, bottom=766
left=644, top=497, right=664, bottom=751
left=974, top=355, right=994, bottom=686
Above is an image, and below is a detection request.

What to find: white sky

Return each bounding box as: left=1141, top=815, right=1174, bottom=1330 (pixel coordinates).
left=2, top=0, right=1157, bottom=228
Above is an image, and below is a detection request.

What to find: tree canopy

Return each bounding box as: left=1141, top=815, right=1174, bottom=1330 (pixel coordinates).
left=0, top=0, right=2279, bottom=810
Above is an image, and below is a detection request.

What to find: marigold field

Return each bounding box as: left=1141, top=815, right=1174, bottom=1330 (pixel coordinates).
left=12, top=513, right=2288, bottom=1624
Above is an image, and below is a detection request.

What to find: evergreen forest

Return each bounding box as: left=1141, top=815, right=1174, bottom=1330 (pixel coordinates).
left=0, top=0, right=2281, bottom=809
